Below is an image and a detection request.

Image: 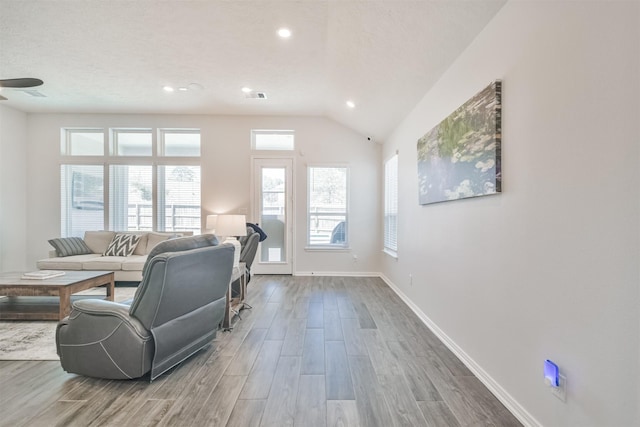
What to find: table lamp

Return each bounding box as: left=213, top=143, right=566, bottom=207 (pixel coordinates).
left=213, top=214, right=246, bottom=268
left=205, top=215, right=218, bottom=232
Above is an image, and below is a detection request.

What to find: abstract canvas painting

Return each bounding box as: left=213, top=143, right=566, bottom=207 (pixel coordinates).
left=417, top=80, right=502, bottom=205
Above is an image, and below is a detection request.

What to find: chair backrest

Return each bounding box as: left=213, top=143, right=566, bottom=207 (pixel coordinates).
left=129, top=235, right=234, bottom=329
left=239, top=228, right=260, bottom=269
left=141, top=234, right=218, bottom=278
left=130, top=244, right=234, bottom=330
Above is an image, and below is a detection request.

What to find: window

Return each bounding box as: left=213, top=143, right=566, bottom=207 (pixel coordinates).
left=158, top=165, right=201, bottom=232
left=62, top=129, right=104, bottom=156
left=252, top=130, right=295, bottom=151
left=61, top=128, right=201, bottom=237
left=384, top=154, right=398, bottom=256
left=61, top=165, right=104, bottom=237
left=109, top=165, right=153, bottom=231
left=111, top=129, right=152, bottom=156
left=159, top=129, right=200, bottom=156
left=308, top=166, right=348, bottom=247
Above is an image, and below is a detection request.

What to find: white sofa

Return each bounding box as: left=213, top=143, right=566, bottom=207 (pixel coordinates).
left=37, top=231, right=193, bottom=281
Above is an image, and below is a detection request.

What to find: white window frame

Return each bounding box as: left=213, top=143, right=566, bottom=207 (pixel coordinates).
left=60, top=127, right=201, bottom=236
left=60, top=128, right=106, bottom=156
left=158, top=128, right=201, bottom=157
left=306, top=165, right=349, bottom=250
left=384, top=153, right=398, bottom=258
left=110, top=128, right=153, bottom=156
left=251, top=129, right=295, bottom=151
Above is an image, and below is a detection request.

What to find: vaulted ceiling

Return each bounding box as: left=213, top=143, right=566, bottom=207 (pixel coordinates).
left=0, top=0, right=505, bottom=140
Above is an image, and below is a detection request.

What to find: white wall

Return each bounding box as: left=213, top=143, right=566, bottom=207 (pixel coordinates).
left=24, top=114, right=380, bottom=274
left=0, top=105, right=28, bottom=270
left=381, top=1, right=639, bottom=426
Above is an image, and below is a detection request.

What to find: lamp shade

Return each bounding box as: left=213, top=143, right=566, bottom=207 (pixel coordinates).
left=205, top=215, right=217, bottom=231
left=214, top=214, right=247, bottom=237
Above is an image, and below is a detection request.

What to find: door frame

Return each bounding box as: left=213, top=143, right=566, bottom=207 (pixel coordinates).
left=250, top=156, right=295, bottom=274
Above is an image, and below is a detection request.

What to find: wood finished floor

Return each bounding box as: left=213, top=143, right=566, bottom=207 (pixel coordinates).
left=0, top=276, right=522, bottom=427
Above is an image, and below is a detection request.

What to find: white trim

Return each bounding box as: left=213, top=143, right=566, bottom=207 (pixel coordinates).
left=294, top=271, right=379, bottom=277
left=378, top=273, right=541, bottom=427
left=304, top=246, right=350, bottom=252
left=382, top=248, right=398, bottom=259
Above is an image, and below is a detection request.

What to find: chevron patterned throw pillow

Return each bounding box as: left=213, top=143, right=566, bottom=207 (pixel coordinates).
left=103, top=233, right=141, bottom=257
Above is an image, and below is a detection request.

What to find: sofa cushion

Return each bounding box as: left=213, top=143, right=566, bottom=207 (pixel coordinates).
left=37, top=254, right=102, bottom=270
left=103, top=233, right=141, bottom=257
left=133, top=233, right=149, bottom=256
left=145, top=232, right=174, bottom=254
left=48, top=237, right=93, bottom=257
left=84, top=231, right=116, bottom=254
left=122, top=255, right=147, bottom=271
left=82, top=256, right=127, bottom=270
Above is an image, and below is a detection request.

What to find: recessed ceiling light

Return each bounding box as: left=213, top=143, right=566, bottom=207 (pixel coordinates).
left=241, top=87, right=252, bottom=93
left=277, top=28, right=291, bottom=38
left=163, top=86, right=174, bottom=92
left=178, top=87, right=188, bottom=92
left=346, top=100, right=356, bottom=109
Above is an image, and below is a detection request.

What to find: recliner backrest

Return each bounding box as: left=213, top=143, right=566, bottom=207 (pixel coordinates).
left=130, top=244, right=234, bottom=330
left=141, top=234, right=218, bottom=278
left=239, top=229, right=260, bottom=269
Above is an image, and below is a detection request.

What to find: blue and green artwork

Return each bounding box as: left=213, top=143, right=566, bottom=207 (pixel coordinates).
left=417, top=80, right=502, bottom=205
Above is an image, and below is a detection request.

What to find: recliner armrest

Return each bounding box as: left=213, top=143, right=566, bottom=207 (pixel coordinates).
left=71, top=299, right=150, bottom=339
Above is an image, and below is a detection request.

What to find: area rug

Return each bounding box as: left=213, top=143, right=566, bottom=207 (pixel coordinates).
left=0, top=287, right=137, bottom=361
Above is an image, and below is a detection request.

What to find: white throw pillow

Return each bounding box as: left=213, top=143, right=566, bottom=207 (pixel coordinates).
left=133, top=233, right=149, bottom=256
left=84, top=231, right=116, bottom=254
left=145, top=232, right=174, bottom=254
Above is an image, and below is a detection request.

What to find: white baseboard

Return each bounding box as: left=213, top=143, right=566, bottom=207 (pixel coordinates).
left=378, top=273, right=541, bottom=427
left=294, top=271, right=380, bottom=277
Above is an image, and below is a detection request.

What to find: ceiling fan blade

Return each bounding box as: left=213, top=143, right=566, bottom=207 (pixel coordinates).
left=0, top=78, right=44, bottom=88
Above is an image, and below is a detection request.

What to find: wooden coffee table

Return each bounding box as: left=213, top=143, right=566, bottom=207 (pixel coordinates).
left=0, top=271, right=115, bottom=320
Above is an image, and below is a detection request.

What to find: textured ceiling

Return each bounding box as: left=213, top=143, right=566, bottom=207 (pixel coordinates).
left=0, top=0, right=506, bottom=140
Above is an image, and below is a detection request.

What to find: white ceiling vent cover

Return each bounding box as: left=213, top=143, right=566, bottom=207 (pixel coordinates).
left=21, top=89, right=47, bottom=97
left=245, top=91, right=267, bottom=99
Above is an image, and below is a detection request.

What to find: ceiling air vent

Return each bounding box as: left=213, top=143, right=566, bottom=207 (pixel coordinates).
left=22, top=89, right=46, bottom=97
left=245, top=91, right=267, bottom=99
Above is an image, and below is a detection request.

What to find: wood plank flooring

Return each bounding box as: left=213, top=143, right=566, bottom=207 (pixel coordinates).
left=0, top=276, right=522, bottom=427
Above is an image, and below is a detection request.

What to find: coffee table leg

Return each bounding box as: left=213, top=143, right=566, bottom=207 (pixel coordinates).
left=106, top=276, right=115, bottom=301
left=59, top=287, right=71, bottom=320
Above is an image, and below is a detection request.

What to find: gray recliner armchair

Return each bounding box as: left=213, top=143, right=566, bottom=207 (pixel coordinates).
left=56, top=235, right=234, bottom=380
left=231, top=227, right=260, bottom=299
left=238, top=226, right=260, bottom=281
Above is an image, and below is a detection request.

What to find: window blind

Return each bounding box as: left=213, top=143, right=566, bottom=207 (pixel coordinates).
left=384, top=154, right=398, bottom=253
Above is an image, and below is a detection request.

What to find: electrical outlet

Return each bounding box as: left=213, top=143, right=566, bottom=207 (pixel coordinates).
left=551, top=374, right=567, bottom=402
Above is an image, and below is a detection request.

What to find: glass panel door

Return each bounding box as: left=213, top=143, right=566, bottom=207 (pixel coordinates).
left=252, top=158, right=293, bottom=274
